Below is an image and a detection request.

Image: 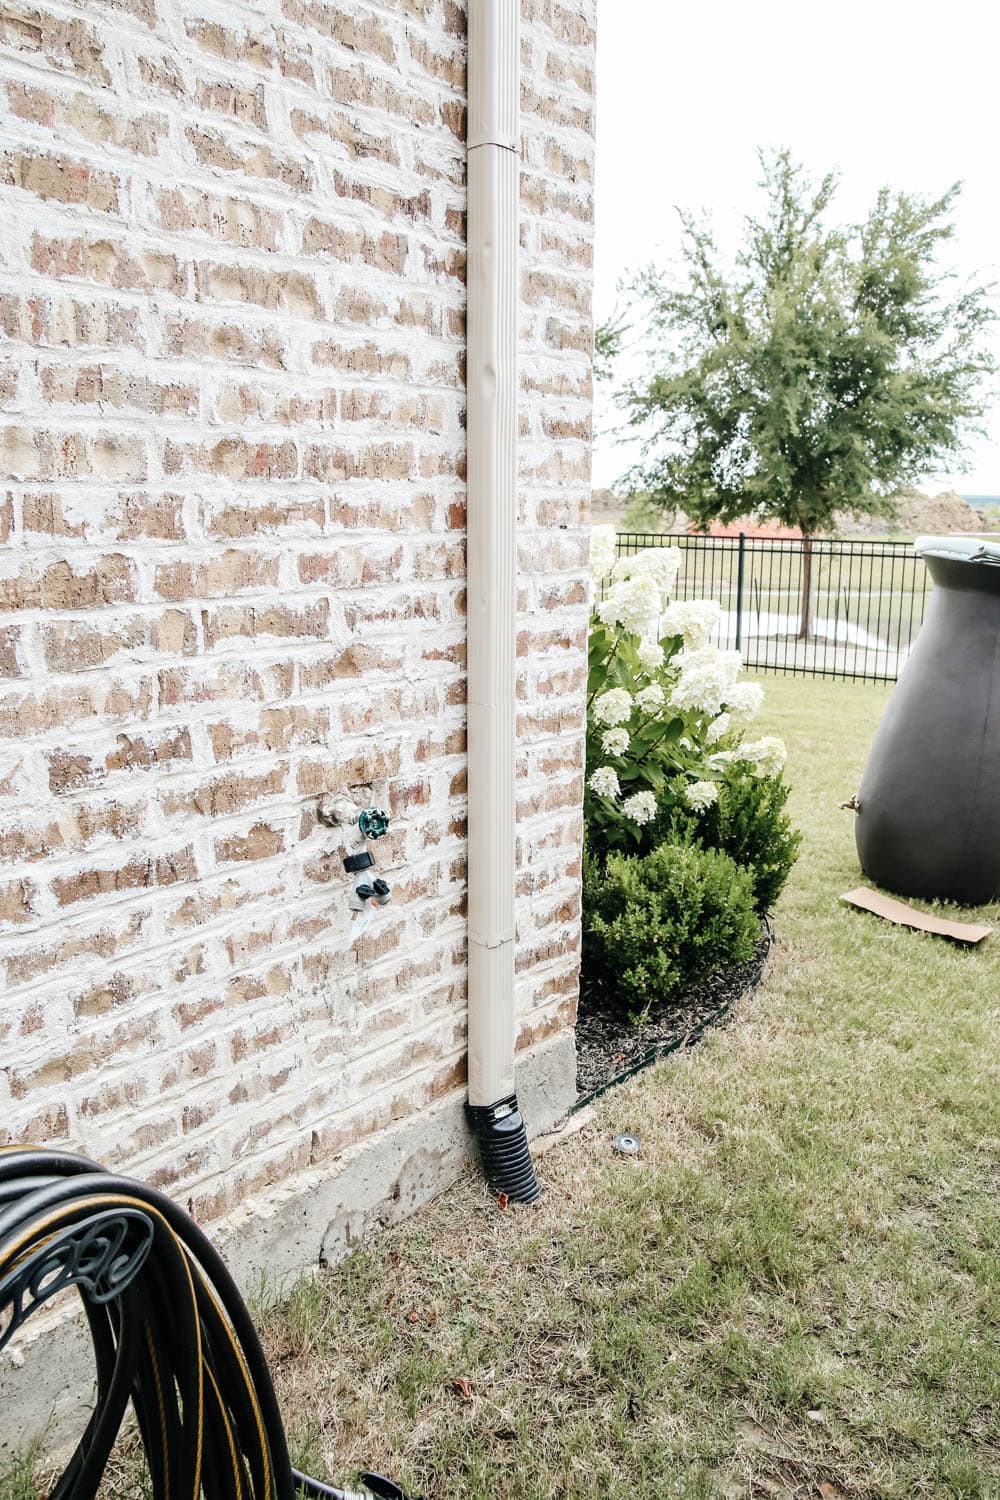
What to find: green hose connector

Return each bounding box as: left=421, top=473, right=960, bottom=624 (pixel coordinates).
left=358, top=807, right=390, bottom=840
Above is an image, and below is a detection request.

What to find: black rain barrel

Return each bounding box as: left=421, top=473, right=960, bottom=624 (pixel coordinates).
left=855, top=534, right=1000, bottom=906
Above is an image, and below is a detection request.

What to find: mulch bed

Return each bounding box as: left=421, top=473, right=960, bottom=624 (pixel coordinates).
left=575, top=925, right=772, bottom=1099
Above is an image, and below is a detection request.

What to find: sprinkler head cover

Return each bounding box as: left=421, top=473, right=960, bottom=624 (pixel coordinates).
left=613, top=1133, right=641, bottom=1157
left=358, top=807, right=390, bottom=840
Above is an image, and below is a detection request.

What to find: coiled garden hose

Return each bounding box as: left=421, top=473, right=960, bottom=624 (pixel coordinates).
left=0, top=1146, right=423, bottom=1500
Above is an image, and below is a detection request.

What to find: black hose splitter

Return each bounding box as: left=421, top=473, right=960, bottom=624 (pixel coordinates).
left=0, top=1146, right=424, bottom=1500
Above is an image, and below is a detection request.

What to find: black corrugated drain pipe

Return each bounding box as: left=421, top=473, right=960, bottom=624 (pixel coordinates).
left=465, top=1095, right=540, bottom=1203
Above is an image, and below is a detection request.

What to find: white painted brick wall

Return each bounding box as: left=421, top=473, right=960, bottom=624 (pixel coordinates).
left=0, top=0, right=594, bottom=1228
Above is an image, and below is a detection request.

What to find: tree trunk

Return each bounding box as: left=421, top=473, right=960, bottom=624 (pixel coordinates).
left=797, top=531, right=814, bottom=641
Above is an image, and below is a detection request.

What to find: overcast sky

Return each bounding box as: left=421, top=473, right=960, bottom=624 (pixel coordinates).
left=593, top=0, right=1000, bottom=497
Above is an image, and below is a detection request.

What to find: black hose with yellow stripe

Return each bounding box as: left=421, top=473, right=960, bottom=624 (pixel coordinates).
left=0, top=1147, right=422, bottom=1500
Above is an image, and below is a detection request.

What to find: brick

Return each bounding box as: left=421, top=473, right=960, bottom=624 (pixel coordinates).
left=163, top=436, right=297, bottom=480
left=408, top=34, right=464, bottom=88
left=155, top=186, right=281, bottom=250
left=0, top=625, right=24, bottom=677
left=1, top=149, right=120, bottom=212
left=22, top=492, right=185, bottom=542
left=105, top=725, right=193, bottom=776
left=303, top=440, right=413, bottom=482
left=186, top=129, right=313, bottom=194
left=298, top=642, right=404, bottom=687
left=193, top=261, right=321, bottom=315
left=214, top=822, right=284, bottom=864
left=4, top=908, right=149, bottom=988
left=0, top=1101, right=69, bottom=1146
left=153, top=549, right=280, bottom=601
left=184, top=17, right=275, bottom=69
left=0, top=876, right=35, bottom=925
left=291, top=109, right=399, bottom=168
left=202, top=600, right=328, bottom=649
left=0, top=553, right=136, bottom=611
left=281, top=0, right=396, bottom=63
left=0, top=6, right=110, bottom=84
left=0, top=676, right=153, bottom=738
left=195, top=78, right=267, bottom=129
left=310, top=338, right=411, bottom=380
left=28, top=232, right=185, bottom=291
left=0, top=798, right=143, bottom=860
left=0, top=427, right=147, bottom=481
left=300, top=218, right=408, bottom=271
left=1, top=290, right=144, bottom=352
left=153, top=608, right=198, bottom=655
left=38, top=363, right=197, bottom=415
left=41, top=616, right=147, bottom=673
left=212, top=381, right=322, bottom=426
left=162, top=764, right=287, bottom=817
left=52, top=845, right=196, bottom=906
left=9, top=85, right=167, bottom=156
left=331, top=173, right=431, bottom=224
left=158, top=660, right=293, bottom=706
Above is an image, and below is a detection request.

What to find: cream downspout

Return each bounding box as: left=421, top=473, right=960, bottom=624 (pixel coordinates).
left=464, top=0, right=540, bottom=1200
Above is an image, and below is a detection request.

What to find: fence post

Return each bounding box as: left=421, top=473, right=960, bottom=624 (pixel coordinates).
left=735, top=531, right=746, bottom=652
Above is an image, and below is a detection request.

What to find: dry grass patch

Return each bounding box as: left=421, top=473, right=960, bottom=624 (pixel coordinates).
left=253, top=678, right=998, bottom=1499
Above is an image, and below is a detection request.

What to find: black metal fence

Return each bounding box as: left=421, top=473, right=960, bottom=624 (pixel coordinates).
left=615, top=532, right=932, bottom=683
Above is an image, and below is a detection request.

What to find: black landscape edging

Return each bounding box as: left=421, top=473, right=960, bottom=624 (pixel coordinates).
left=570, top=914, right=773, bottom=1113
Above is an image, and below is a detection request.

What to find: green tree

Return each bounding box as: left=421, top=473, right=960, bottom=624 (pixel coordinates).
left=620, top=151, right=996, bottom=637
left=594, top=308, right=627, bottom=384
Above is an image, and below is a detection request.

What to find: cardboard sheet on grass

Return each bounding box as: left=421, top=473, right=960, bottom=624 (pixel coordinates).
left=842, top=886, right=993, bottom=945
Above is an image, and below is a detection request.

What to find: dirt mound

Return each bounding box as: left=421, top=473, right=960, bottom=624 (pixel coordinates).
left=900, top=489, right=988, bottom=535
left=835, top=489, right=988, bottom=537
left=595, top=488, right=992, bottom=538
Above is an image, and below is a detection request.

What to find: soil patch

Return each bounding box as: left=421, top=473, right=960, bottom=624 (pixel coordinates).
left=575, top=925, right=771, bottom=1098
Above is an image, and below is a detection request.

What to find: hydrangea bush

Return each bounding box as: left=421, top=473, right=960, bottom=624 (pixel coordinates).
left=585, top=526, right=788, bottom=860
left=582, top=526, right=799, bottom=1023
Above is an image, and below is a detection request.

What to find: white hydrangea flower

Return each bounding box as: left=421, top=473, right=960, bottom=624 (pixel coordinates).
left=706, top=711, right=731, bottom=744
left=601, top=727, right=630, bottom=756
left=596, top=573, right=662, bottom=640
left=659, top=599, right=721, bottom=650
left=622, top=790, right=657, bottom=825
left=614, top=547, right=683, bottom=608
left=635, top=683, right=665, bottom=713
left=636, top=640, right=665, bottom=671
left=589, top=525, right=617, bottom=585
left=669, top=647, right=743, bottom=717
left=592, top=687, right=632, bottom=726
left=684, top=780, right=719, bottom=812
left=588, top=765, right=621, bottom=798
left=739, top=735, right=787, bottom=778
left=726, top=681, right=765, bottom=727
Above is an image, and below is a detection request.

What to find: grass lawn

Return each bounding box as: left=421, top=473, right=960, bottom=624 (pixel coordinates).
left=6, top=677, right=999, bottom=1499
left=260, top=675, right=999, bottom=1499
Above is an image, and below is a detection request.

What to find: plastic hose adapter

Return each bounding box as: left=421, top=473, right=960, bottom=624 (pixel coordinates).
left=465, top=1094, right=540, bottom=1203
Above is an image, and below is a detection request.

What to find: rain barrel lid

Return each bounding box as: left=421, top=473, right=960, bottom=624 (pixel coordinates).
left=914, top=534, right=1000, bottom=564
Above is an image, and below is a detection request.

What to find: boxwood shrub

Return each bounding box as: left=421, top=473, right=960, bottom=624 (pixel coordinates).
left=652, top=765, right=800, bottom=912
left=582, top=840, right=759, bottom=1022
